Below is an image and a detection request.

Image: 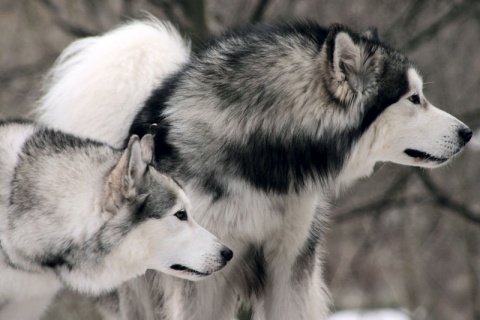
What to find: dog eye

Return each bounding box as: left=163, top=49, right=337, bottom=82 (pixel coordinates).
left=408, top=93, right=420, bottom=105
left=174, top=209, right=188, bottom=221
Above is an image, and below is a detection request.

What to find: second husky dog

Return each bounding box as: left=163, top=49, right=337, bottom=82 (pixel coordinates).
left=37, top=19, right=471, bottom=319
left=0, top=120, right=232, bottom=320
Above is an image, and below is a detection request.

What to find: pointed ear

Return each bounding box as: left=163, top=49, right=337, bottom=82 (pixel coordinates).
left=104, top=146, right=128, bottom=216
left=140, top=134, right=154, bottom=164
left=326, top=26, right=381, bottom=101
left=103, top=135, right=147, bottom=216
left=361, top=26, right=379, bottom=41
left=125, top=135, right=148, bottom=196
left=333, top=32, right=361, bottom=86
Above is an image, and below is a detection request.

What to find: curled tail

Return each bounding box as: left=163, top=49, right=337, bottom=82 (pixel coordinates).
left=36, top=17, right=190, bottom=148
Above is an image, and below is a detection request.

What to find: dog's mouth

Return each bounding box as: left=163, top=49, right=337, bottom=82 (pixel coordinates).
left=170, top=264, right=211, bottom=277
left=404, top=149, right=449, bottom=163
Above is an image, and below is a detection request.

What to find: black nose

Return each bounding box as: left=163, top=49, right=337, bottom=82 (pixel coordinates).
left=220, top=247, right=233, bottom=262
left=458, top=127, right=473, bottom=144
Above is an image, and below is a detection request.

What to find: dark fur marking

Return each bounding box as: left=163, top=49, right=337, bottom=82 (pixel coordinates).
left=0, top=240, right=22, bottom=271
left=324, top=24, right=411, bottom=134
left=243, top=244, right=266, bottom=297
left=359, top=60, right=410, bottom=133
left=195, top=21, right=329, bottom=56
left=195, top=22, right=328, bottom=114
left=39, top=245, right=74, bottom=270
left=130, top=21, right=412, bottom=195
left=0, top=118, right=34, bottom=127
left=25, top=127, right=105, bottom=154
left=291, top=217, right=323, bottom=284
left=96, top=290, right=121, bottom=316
left=129, top=71, right=184, bottom=171
left=132, top=186, right=177, bottom=223
left=202, top=174, right=227, bottom=201
left=41, top=254, right=70, bottom=269
left=10, top=127, right=111, bottom=212
left=224, top=127, right=362, bottom=193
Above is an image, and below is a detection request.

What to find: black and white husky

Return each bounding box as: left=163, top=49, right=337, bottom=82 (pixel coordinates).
left=36, top=18, right=472, bottom=320
left=0, top=120, right=232, bottom=320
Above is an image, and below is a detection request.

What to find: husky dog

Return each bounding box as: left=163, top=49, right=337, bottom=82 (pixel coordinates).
left=36, top=19, right=472, bottom=320
left=0, top=120, right=232, bottom=320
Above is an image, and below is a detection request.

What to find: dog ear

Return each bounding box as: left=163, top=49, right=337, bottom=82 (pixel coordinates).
left=140, top=134, right=154, bottom=163
left=124, top=135, right=148, bottom=197
left=333, top=31, right=363, bottom=93
left=325, top=25, right=381, bottom=105
left=103, top=135, right=148, bottom=216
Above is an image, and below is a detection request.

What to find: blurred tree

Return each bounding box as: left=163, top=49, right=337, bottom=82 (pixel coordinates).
left=0, top=1, right=479, bottom=319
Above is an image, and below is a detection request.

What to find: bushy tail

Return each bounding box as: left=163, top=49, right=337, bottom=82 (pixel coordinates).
left=36, top=17, right=190, bottom=148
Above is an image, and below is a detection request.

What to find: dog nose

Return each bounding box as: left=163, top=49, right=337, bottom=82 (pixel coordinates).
left=458, top=127, right=473, bottom=144
left=221, top=247, right=233, bottom=262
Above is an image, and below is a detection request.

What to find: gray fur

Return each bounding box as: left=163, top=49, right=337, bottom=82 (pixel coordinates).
left=35, top=19, right=471, bottom=320
left=3, top=124, right=137, bottom=271
left=0, top=120, right=230, bottom=320
left=125, top=21, right=470, bottom=320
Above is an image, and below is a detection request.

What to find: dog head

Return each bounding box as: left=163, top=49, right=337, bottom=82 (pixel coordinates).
left=368, top=69, right=472, bottom=168
left=321, top=25, right=471, bottom=183
left=100, top=134, right=233, bottom=285
left=2, top=132, right=232, bottom=294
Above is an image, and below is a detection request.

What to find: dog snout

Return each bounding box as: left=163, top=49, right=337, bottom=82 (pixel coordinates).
left=220, top=246, right=233, bottom=263
left=458, top=127, right=473, bottom=144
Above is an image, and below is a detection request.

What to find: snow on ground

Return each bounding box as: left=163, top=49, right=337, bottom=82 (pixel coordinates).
left=329, top=309, right=411, bottom=320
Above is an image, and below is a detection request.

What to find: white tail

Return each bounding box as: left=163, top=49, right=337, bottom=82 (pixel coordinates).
left=36, top=17, right=190, bottom=148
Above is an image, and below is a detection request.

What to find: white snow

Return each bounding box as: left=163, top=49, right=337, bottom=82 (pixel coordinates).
left=329, top=309, right=410, bottom=320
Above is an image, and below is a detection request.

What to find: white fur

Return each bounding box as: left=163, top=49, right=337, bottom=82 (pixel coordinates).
left=36, top=18, right=190, bottom=148
left=0, top=124, right=36, bottom=207
left=0, top=125, right=229, bottom=320
left=0, top=265, right=61, bottom=320
left=58, top=189, right=228, bottom=293
left=339, top=68, right=466, bottom=189
left=35, top=19, right=469, bottom=320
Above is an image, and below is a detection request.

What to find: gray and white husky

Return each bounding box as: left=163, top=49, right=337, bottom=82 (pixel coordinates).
left=37, top=18, right=472, bottom=320
left=0, top=120, right=232, bottom=320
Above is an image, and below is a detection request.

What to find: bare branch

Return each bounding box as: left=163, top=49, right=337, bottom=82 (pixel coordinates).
left=416, top=170, right=480, bottom=224
left=177, top=0, right=209, bottom=42
left=147, top=0, right=209, bottom=45
left=464, top=226, right=480, bottom=317
left=334, top=195, right=429, bottom=224
left=383, top=1, right=429, bottom=41
left=336, top=169, right=480, bottom=226
left=251, top=0, right=270, bottom=23
left=0, top=54, right=57, bottom=84
left=122, top=0, right=134, bottom=18
left=39, top=0, right=97, bottom=38
left=402, top=0, right=476, bottom=52
left=147, top=0, right=180, bottom=25
left=334, top=170, right=415, bottom=223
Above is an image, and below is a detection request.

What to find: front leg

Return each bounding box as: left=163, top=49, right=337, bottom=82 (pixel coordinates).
left=263, top=239, right=329, bottom=320
left=257, top=200, right=330, bottom=320
left=99, top=270, right=240, bottom=320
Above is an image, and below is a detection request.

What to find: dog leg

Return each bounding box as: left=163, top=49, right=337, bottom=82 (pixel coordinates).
left=159, top=270, right=239, bottom=320
left=260, top=198, right=330, bottom=320
left=262, top=240, right=330, bottom=319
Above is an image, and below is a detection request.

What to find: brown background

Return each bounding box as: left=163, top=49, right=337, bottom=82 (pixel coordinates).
left=1, top=1, right=479, bottom=319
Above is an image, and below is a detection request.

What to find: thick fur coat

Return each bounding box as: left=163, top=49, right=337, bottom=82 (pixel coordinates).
left=37, top=19, right=471, bottom=319
left=0, top=120, right=231, bottom=320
